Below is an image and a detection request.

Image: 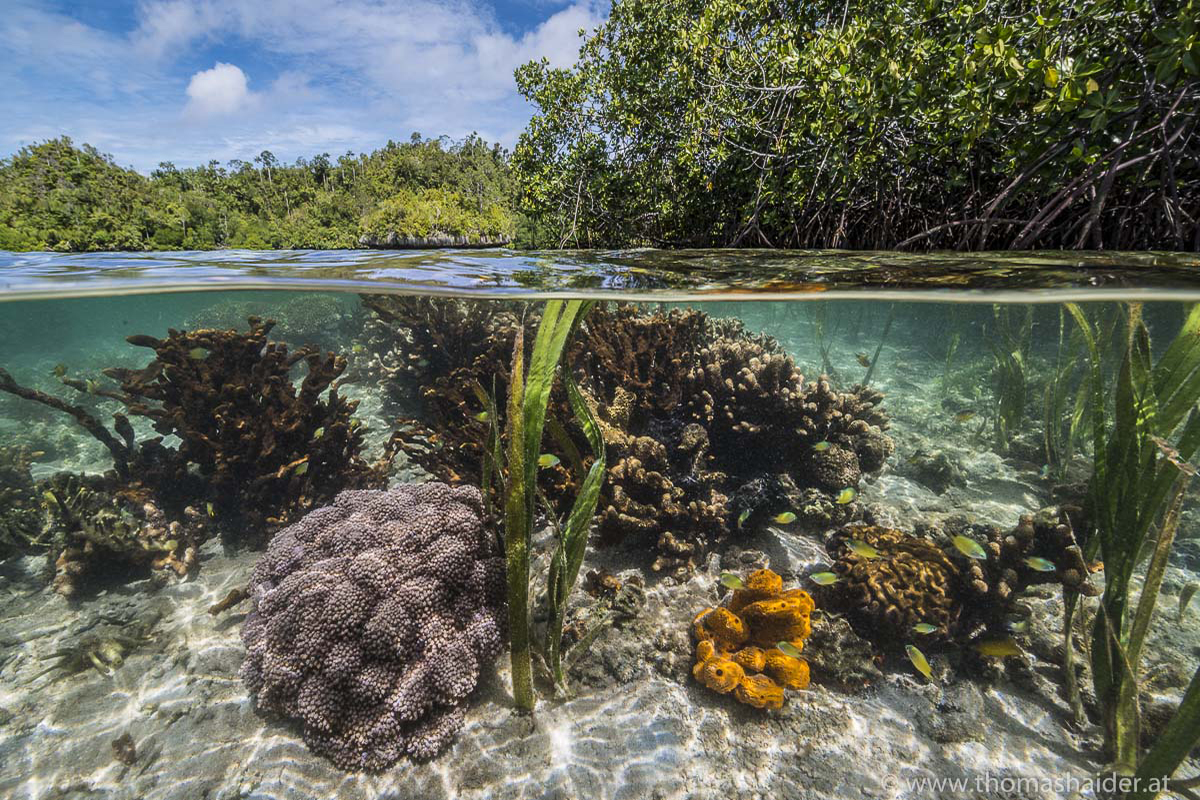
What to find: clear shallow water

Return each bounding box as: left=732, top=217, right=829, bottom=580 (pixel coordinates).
left=1, top=247, right=1200, bottom=301
left=0, top=250, right=1197, bottom=800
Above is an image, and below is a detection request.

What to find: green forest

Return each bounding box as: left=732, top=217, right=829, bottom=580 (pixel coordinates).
left=0, top=135, right=515, bottom=251
left=1, top=0, right=1197, bottom=252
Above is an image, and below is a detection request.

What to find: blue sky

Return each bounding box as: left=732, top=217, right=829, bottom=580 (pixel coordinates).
left=1, top=0, right=606, bottom=172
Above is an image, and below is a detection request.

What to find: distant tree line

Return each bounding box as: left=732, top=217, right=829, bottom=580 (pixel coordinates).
left=0, top=134, right=516, bottom=252
left=513, top=0, right=1200, bottom=250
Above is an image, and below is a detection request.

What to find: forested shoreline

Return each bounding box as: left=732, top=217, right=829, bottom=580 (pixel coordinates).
left=2, top=0, right=1197, bottom=253
left=0, top=135, right=516, bottom=252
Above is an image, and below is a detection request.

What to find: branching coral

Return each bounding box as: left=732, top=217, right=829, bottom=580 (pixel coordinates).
left=241, top=483, right=505, bottom=770
left=692, top=568, right=813, bottom=710
left=0, top=444, right=46, bottom=558
left=0, top=318, right=384, bottom=595
left=368, top=300, right=895, bottom=576
left=41, top=474, right=203, bottom=598
left=826, top=509, right=1098, bottom=643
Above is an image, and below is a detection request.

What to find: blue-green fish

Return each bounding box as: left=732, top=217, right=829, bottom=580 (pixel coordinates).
left=912, top=623, right=938, bottom=635
left=773, top=511, right=797, bottom=525
left=776, top=641, right=803, bottom=659
left=313, top=427, right=325, bottom=440
left=952, top=535, right=988, bottom=560
left=294, top=462, right=309, bottom=476
left=846, top=539, right=880, bottom=559
left=188, top=347, right=207, bottom=360
left=737, top=508, right=751, bottom=529
left=538, top=454, right=561, bottom=468
left=51, top=363, right=67, bottom=377
left=835, top=487, right=857, bottom=504
left=720, top=572, right=745, bottom=589
left=810, top=572, right=840, bottom=585
left=813, top=441, right=832, bottom=452
left=1008, top=618, right=1030, bottom=633
left=1023, top=556, right=1056, bottom=572
left=906, top=644, right=935, bottom=682
left=351, top=343, right=366, bottom=354
left=206, top=502, right=215, bottom=518
left=474, top=411, right=490, bottom=422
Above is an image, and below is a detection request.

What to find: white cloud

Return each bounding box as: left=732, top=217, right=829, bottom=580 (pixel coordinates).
left=0, top=0, right=609, bottom=170
left=184, top=62, right=255, bottom=117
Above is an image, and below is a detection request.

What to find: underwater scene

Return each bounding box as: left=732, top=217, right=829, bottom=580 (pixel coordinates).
left=1, top=251, right=1200, bottom=800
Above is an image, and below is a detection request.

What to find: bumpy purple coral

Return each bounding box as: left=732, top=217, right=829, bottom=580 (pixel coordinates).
left=240, top=483, right=505, bottom=770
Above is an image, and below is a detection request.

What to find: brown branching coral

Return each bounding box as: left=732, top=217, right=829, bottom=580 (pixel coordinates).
left=692, top=568, right=813, bottom=710
left=106, top=317, right=379, bottom=527
left=368, top=300, right=895, bottom=576
left=0, top=318, right=384, bottom=595
left=826, top=509, right=1098, bottom=644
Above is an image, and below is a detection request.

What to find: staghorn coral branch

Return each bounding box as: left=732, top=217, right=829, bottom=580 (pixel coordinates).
left=0, top=367, right=129, bottom=477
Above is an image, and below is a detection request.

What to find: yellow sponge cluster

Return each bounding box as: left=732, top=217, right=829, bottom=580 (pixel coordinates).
left=692, top=568, right=813, bottom=709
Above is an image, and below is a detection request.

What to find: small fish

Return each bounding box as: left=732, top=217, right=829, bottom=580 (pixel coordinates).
left=855, top=352, right=872, bottom=368
left=474, top=411, right=490, bottom=422
left=351, top=343, right=366, bottom=354
left=538, top=454, right=561, bottom=468
left=809, top=572, right=840, bottom=585
left=1151, top=436, right=1199, bottom=476
left=846, top=539, right=880, bottom=559
left=1179, top=582, right=1199, bottom=623
left=85, top=378, right=99, bottom=394
left=51, top=363, right=67, bottom=377
left=1008, top=618, right=1030, bottom=633
left=906, top=644, right=934, bottom=682
left=188, top=347, right=207, bottom=360
left=719, top=572, right=745, bottom=590
left=1023, top=556, right=1056, bottom=572
left=313, top=427, right=325, bottom=440
left=953, top=410, right=977, bottom=424
left=737, top=508, right=751, bottom=529
left=206, top=502, right=215, bottom=518
left=952, top=535, right=988, bottom=560
left=416, top=358, right=429, bottom=368
left=294, top=462, right=309, bottom=476
left=812, top=441, right=832, bottom=452
left=912, top=623, right=939, bottom=635
left=773, top=511, right=797, bottom=525
left=972, top=638, right=1023, bottom=658
left=350, top=419, right=361, bottom=430
left=835, top=487, right=857, bottom=504
left=776, top=641, right=803, bottom=659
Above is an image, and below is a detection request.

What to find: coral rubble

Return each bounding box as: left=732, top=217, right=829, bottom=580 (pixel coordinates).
left=240, top=483, right=505, bottom=770
left=365, top=299, right=894, bottom=576
left=692, top=568, right=813, bottom=710
left=826, top=509, right=1098, bottom=643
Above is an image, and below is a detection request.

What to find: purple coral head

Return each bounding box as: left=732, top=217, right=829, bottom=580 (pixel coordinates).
left=240, top=483, right=504, bottom=771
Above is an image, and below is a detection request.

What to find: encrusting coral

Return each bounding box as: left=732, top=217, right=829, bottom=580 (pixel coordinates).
left=240, top=483, right=505, bottom=770
left=826, top=508, right=1099, bottom=643
left=0, top=318, right=384, bottom=595
left=365, top=299, right=894, bottom=576
left=692, top=568, right=813, bottom=710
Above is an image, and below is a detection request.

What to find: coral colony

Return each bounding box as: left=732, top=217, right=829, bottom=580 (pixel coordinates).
left=241, top=484, right=505, bottom=769
left=369, top=300, right=893, bottom=576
